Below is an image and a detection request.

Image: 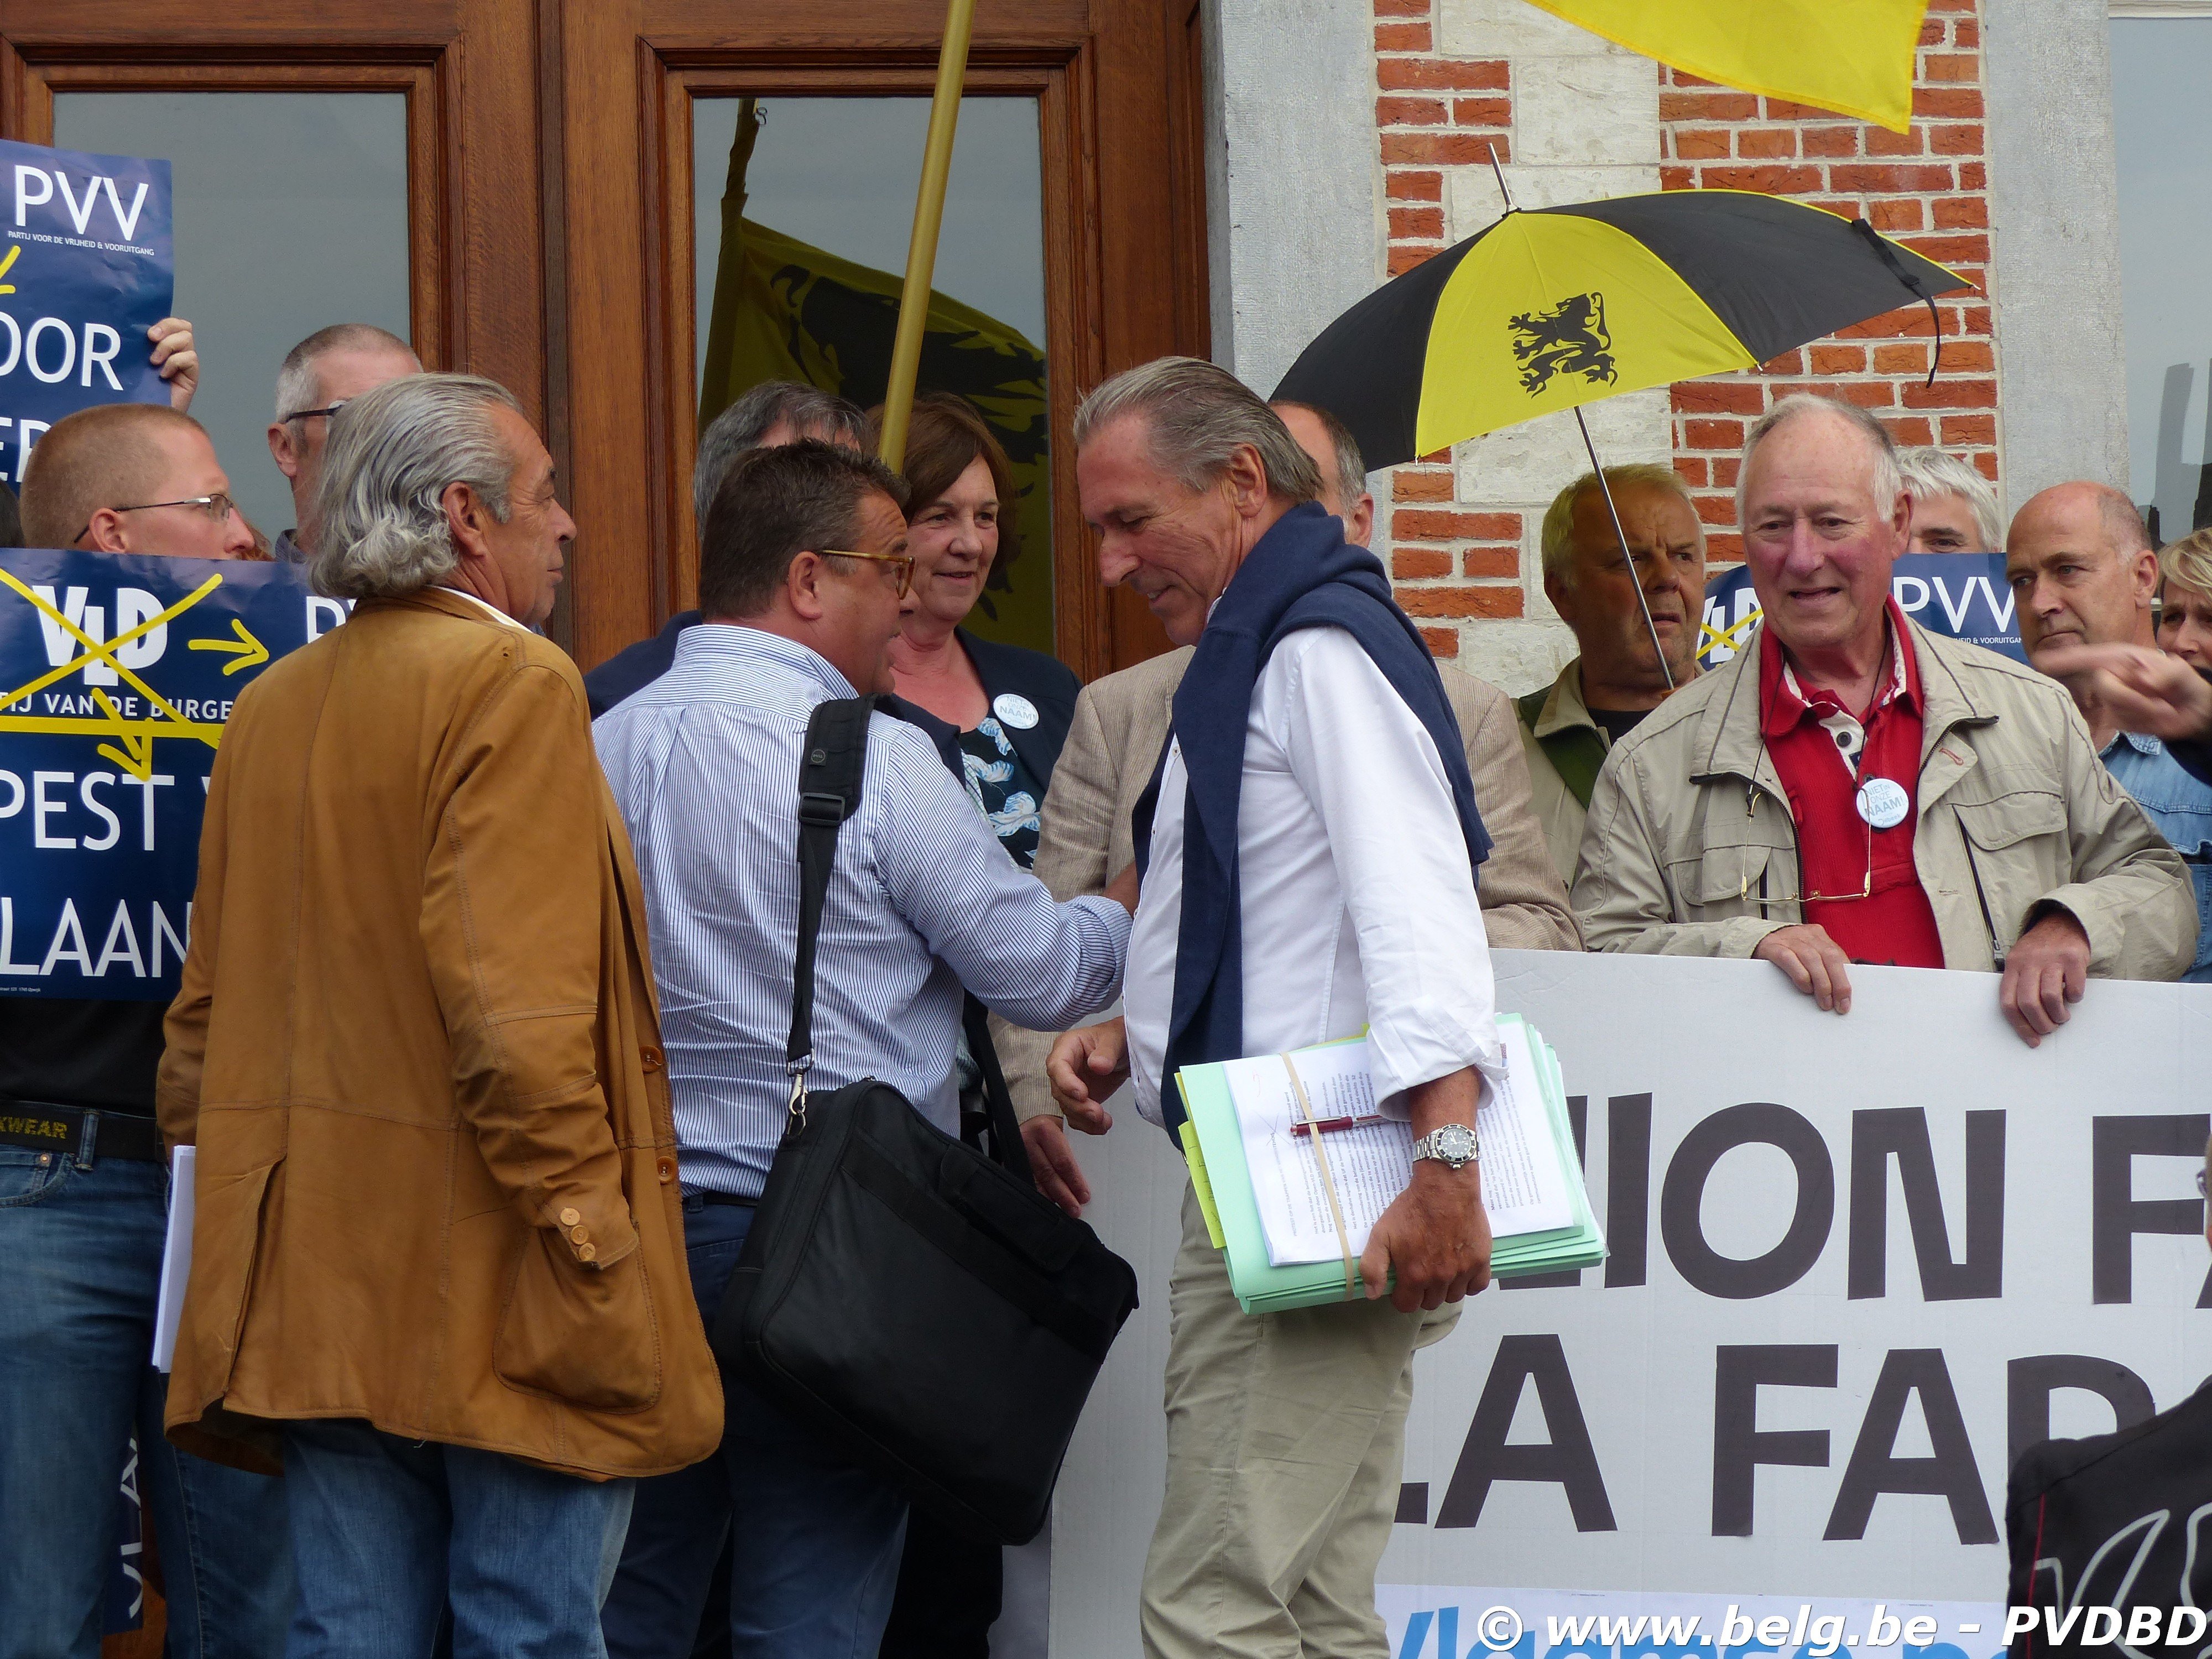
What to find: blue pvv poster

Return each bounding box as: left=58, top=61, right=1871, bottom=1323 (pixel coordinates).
left=1699, top=551, right=2023, bottom=671
left=0, top=550, right=343, bottom=1001
left=0, top=138, right=174, bottom=486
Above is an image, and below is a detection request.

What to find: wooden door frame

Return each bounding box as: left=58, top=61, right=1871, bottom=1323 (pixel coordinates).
left=561, top=0, right=1203, bottom=678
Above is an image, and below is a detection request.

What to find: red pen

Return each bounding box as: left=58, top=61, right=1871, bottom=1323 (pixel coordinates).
left=1285, top=1114, right=1390, bottom=1138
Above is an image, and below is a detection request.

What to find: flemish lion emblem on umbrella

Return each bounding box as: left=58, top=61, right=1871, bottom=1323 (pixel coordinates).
left=1507, top=291, right=1618, bottom=395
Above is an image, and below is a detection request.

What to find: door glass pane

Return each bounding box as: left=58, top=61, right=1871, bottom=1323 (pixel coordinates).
left=693, top=96, right=1052, bottom=655
left=53, top=92, right=411, bottom=546
left=2111, top=19, right=2212, bottom=542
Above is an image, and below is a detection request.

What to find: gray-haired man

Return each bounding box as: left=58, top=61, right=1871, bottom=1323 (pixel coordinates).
left=264, top=322, right=422, bottom=563
left=1519, top=463, right=1707, bottom=885
left=1046, top=357, right=1502, bottom=1659
left=585, top=380, right=867, bottom=715
left=162, top=374, right=722, bottom=1654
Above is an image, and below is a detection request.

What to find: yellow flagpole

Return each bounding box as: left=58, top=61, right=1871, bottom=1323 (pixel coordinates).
left=878, top=0, right=978, bottom=472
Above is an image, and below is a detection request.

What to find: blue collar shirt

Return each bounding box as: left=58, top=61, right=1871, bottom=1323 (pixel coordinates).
left=593, top=624, right=1130, bottom=1197
left=2101, top=731, right=2212, bottom=983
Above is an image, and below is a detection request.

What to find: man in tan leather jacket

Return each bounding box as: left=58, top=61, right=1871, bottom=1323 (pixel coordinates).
left=159, top=375, right=721, bottom=1653
left=1001, top=399, right=1579, bottom=1214
left=1573, top=394, right=2194, bottom=1047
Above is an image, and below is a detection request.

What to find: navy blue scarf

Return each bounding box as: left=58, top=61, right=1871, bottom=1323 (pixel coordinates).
left=1133, top=502, right=1491, bottom=1132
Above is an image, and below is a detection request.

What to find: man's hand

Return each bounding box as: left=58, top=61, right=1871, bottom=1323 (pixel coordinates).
left=1103, top=860, right=1140, bottom=915
left=1046, top=1017, right=1126, bottom=1134
left=1359, top=1161, right=1491, bottom=1311
left=1022, top=1115, right=1091, bottom=1217
left=2000, top=910, right=2090, bottom=1047
left=2039, top=642, right=2212, bottom=745
left=1752, top=924, right=1855, bottom=1013
left=149, top=317, right=198, bottom=411
left=1357, top=1067, right=1491, bottom=1311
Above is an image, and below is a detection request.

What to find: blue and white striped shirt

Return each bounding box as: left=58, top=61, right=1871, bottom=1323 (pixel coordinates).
left=593, top=624, right=1130, bottom=1198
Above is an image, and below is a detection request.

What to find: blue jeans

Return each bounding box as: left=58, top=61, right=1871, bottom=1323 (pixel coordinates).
left=601, top=1197, right=909, bottom=1659
left=281, top=1418, right=634, bottom=1659
left=0, top=1143, right=294, bottom=1659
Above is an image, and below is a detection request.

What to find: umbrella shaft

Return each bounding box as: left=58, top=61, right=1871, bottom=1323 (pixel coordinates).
left=1573, top=405, right=1675, bottom=693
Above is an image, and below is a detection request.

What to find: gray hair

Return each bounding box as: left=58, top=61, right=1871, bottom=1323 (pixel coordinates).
left=273, top=323, right=419, bottom=421
left=1270, top=400, right=1368, bottom=517
left=695, top=381, right=865, bottom=525
left=1737, top=393, right=1903, bottom=527
left=1073, top=356, right=1322, bottom=502
left=1895, top=446, right=2001, bottom=550
left=310, top=374, right=521, bottom=601
left=1539, top=463, right=1698, bottom=588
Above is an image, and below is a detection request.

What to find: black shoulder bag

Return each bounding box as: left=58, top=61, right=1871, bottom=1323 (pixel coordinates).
left=712, top=696, right=1140, bottom=1546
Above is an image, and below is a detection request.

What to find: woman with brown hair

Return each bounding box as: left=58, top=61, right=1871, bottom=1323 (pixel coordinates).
left=870, top=392, right=1079, bottom=871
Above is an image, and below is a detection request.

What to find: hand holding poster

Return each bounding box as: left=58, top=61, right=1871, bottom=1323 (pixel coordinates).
left=0, top=550, right=339, bottom=999
left=0, top=138, right=174, bottom=484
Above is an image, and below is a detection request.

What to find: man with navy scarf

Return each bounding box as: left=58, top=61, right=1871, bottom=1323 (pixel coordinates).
left=1046, top=358, right=1504, bottom=1659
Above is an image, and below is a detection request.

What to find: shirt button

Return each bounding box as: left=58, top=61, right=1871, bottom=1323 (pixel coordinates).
left=569, top=1224, right=589, bottom=1244
left=559, top=1207, right=581, bottom=1227
left=578, top=1243, right=597, bottom=1263
left=656, top=1157, right=676, bottom=1185
left=640, top=1046, right=665, bottom=1074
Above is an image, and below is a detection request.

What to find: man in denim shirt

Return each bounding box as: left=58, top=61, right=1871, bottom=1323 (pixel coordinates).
left=2009, top=483, right=2212, bottom=980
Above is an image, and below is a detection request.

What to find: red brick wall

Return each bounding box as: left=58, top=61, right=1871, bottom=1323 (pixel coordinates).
left=1366, top=0, right=2000, bottom=665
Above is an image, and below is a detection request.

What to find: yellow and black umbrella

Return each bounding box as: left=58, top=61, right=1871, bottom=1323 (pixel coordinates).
left=1273, top=187, right=1971, bottom=472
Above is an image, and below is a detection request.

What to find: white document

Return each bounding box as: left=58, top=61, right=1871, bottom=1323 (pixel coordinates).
left=1224, top=1030, right=1572, bottom=1268
left=152, top=1144, right=194, bottom=1373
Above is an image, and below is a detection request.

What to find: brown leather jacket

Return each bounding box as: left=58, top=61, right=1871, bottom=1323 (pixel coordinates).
left=158, top=589, right=722, bottom=1479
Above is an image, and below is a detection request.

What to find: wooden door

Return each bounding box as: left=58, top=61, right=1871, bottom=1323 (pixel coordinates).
left=555, top=0, right=1209, bottom=678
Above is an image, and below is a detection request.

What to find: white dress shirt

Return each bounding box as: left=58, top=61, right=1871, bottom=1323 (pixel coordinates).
left=594, top=624, right=1131, bottom=1197
left=1125, top=625, right=1503, bottom=1126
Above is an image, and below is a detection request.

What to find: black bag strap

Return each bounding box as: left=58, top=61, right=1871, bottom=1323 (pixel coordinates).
left=789, top=695, right=1036, bottom=1187
left=789, top=697, right=874, bottom=1126
left=962, top=996, right=1034, bottom=1184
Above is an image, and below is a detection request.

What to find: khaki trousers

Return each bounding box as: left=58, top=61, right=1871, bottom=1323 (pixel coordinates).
left=1140, top=1185, right=1456, bottom=1659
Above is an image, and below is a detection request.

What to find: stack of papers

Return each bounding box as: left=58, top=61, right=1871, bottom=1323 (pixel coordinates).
left=1176, top=1015, right=1604, bottom=1314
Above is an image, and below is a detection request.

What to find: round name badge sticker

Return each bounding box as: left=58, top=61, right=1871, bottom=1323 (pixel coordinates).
left=993, top=692, right=1040, bottom=731
left=1855, top=776, right=1910, bottom=830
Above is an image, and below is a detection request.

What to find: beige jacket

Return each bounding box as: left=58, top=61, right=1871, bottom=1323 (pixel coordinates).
left=1570, top=617, right=2198, bottom=978
left=159, top=591, right=723, bottom=1479
left=996, top=645, right=1581, bottom=1121
left=1518, top=660, right=1609, bottom=888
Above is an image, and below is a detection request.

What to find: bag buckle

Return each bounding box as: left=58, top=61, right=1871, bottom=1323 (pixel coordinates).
left=785, top=1055, right=812, bottom=1137
left=798, top=791, right=846, bottom=828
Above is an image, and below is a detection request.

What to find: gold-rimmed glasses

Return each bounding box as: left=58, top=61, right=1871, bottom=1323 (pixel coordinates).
left=1735, top=779, right=1876, bottom=907
left=820, top=547, right=915, bottom=598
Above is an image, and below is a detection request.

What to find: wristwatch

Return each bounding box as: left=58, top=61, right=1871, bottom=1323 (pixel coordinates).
left=1411, top=1121, right=1479, bottom=1171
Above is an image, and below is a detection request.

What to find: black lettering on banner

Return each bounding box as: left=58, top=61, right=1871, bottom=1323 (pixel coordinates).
left=1846, top=1108, right=2005, bottom=1301
left=1661, top=1103, right=1832, bottom=1298
left=1507, top=1094, right=1590, bottom=1290
left=1604, top=1093, right=1652, bottom=1289
left=2090, top=1114, right=2212, bottom=1306
left=2005, top=1355, right=2156, bottom=1470
left=1711, top=1344, right=1835, bottom=1537
left=1435, top=1333, right=1617, bottom=1532
left=1823, top=1348, right=1996, bottom=1545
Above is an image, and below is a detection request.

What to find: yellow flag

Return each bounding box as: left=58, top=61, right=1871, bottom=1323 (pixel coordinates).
left=697, top=106, right=1054, bottom=656
left=1524, top=0, right=1928, bottom=132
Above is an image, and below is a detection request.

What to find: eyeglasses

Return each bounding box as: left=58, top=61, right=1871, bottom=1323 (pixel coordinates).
left=1734, top=768, right=1878, bottom=907
left=820, top=547, right=915, bottom=598
left=280, top=400, right=349, bottom=424
left=75, top=493, right=237, bottom=546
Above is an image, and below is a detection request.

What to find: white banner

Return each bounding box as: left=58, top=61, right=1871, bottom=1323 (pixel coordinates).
left=1048, top=952, right=2212, bottom=1657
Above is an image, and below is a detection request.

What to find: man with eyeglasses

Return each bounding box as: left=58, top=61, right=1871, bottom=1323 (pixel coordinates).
left=264, top=322, right=421, bottom=564
left=1, top=398, right=289, bottom=1657
left=594, top=439, right=1134, bottom=1659
left=1574, top=393, right=2193, bottom=1047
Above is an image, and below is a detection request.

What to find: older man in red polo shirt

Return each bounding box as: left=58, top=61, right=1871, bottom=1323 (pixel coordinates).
left=1573, top=393, right=2193, bottom=1045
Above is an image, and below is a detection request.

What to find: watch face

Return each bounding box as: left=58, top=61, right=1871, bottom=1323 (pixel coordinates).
left=1435, top=1123, right=1476, bottom=1161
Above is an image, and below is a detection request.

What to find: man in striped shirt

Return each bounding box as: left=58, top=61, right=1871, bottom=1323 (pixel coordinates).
left=593, top=438, right=1134, bottom=1659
